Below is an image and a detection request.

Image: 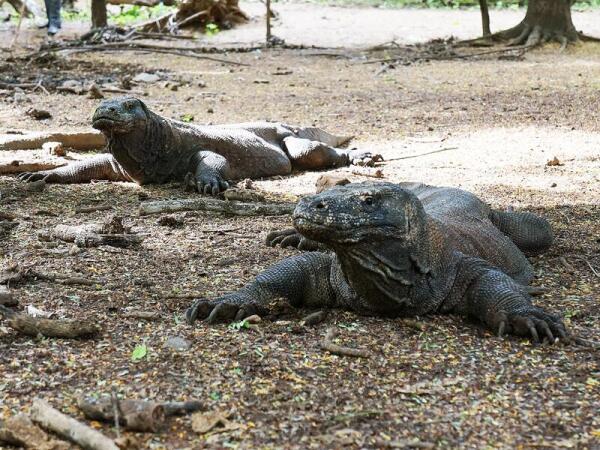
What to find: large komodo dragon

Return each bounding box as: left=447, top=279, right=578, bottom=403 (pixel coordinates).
left=17, top=97, right=381, bottom=194
left=186, top=182, right=568, bottom=342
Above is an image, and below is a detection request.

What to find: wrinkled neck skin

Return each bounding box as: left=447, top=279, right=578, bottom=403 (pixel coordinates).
left=331, top=220, right=447, bottom=316
left=105, top=112, right=190, bottom=184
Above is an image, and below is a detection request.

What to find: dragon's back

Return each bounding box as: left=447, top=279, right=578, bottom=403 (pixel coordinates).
left=399, top=182, right=534, bottom=283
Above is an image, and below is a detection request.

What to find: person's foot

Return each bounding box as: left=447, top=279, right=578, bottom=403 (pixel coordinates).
left=48, top=24, right=60, bottom=35
left=35, top=18, right=49, bottom=28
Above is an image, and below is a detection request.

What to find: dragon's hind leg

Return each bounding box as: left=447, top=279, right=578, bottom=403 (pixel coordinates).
left=489, top=210, right=553, bottom=256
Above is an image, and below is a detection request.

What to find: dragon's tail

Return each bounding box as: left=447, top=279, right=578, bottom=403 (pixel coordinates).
left=293, top=126, right=353, bottom=148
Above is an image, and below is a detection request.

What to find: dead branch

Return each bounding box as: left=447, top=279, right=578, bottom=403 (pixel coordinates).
left=78, top=397, right=166, bottom=432
left=162, top=400, right=204, bottom=416
left=351, top=168, right=384, bottom=178
left=0, top=131, right=106, bottom=151
left=75, top=205, right=114, bottom=214
left=28, top=270, right=105, bottom=286
left=301, top=310, right=328, bottom=326
left=0, top=414, right=70, bottom=450
left=139, top=197, right=295, bottom=217
left=0, top=304, right=101, bottom=338
left=384, top=147, right=459, bottom=161
left=320, top=327, right=371, bottom=358
left=38, top=217, right=143, bottom=248
left=57, top=43, right=249, bottom=66
left=30, top=399, right=119, bottom=450
left=574, top=336, right=600, bottom=350
left=0, top=161, right=65, bottom=175
left=122, top=310, right=160, bottom=320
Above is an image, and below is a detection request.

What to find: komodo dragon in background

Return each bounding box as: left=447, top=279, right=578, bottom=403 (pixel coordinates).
left=186, top=182, right=568, bottom=342
left=18, top=97, right=382, bottom=194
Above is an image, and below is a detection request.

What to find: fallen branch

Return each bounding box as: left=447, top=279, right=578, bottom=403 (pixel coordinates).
left=0, top=304, right=101, bottom=338
left=56, top=43, right=249, bottom=66
left=75, top=205, right=114, bottom=214
left=351, top=168, right=384, bottom=178
left=0, top=285, right=17, bottom=306
left=139, top=197, right=295, bottom=217
left=30, top=399, right=119, bottom=450
left=0, top=131, right=106, bottom=151
left=385, top=147, right=459, bottom=161
left=320, top=327, right=371, bottom=358
left=162, top=400, right=204, bottom=416
left=122, top=310, right=160, bottom=320
left=38, top=217, right=143, bottom=248
left=0, top=414, right=70, bottom=450
left=78, top=397, right=167, bottom=432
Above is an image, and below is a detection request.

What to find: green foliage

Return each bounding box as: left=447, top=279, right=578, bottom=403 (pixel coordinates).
left=180, top=113, right=195, bottom=123
left=205, top=22, right=220, bottom=36
left=131, top=344, right=148, bottom=361
left=228, top=319, right=250, bottom=330
left=109, top=4, right=176, bottom=26
left=313, top=0, right=600, bottom=9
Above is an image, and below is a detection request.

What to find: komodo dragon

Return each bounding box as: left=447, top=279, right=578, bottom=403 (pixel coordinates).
left=186, top=182, right=567, bottom=342
left=17, top=97, right=381, bottom=194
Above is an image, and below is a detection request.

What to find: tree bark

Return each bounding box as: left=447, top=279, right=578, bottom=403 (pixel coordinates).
left=475, top=0, right=581, bottom=46
left=91, top=0, right=107, bottom=28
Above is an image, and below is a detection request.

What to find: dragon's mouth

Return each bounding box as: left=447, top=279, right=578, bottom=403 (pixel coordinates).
left=293, top=216, right=384, bottom=244
left=92, top=117, right=123, bottom=130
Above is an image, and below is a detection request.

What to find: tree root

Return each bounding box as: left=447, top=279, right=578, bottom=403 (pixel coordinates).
left=456, top=22, right=580, bottom=50
left=320, top=327, right=371, bottom=358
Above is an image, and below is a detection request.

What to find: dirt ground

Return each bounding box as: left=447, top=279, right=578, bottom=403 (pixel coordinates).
left=1, top=4, right=600, bottom=449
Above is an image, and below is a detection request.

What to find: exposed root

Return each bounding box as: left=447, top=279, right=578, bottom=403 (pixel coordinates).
left=457, top=22, right=579, bottom=50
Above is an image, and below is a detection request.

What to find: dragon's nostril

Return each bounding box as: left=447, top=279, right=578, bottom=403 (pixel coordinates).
left=316, top=202, right=326, bottom=209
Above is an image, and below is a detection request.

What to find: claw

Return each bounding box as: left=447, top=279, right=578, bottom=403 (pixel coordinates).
left=535, top=319, right=555, bottom=343
left=497, top=321, right=506, bottom=338
left=206, top=302, right=239, bottom=324
left=525, top=318, right=540, bottom=343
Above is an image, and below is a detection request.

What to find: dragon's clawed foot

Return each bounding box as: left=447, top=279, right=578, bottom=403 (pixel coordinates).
left=348, top=150, right=384, bottom=167
left=17, top=172, right=50, bottom=182
left=492, top=308, right=568, bottom=344
left=184, top=172, right=229, bottom=196
left=186, top=295, right=265, bottom=324
left=266, top=228, right=321, bottom=251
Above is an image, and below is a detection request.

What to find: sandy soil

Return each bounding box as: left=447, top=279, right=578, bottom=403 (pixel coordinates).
left=1, top=5, right=600, bottom=449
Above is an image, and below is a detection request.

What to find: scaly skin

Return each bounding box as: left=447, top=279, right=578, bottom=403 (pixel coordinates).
left=18, top=97, right=382, bottom=195
left=187, top=182, right=566, bottom=343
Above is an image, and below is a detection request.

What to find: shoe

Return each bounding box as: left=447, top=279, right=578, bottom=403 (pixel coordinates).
left=36, top=18, right=49, bottom=28
left=48, top=24, right=60, bottom=35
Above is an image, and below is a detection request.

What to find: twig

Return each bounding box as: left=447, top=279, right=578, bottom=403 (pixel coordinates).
left=265, top=0, right=271, bottom=43
left=385, top=147, right=459, bottom=161
left=320, top=327, right=371, bottom=358
left=583, top=259, right=599, bottom=278
left=122, top=310, right=160, bottom=320
left=75, top=205, right=114, bottom=214
left=351, top=168, right=384, bottom=178
left=31, top=399, right=119, bottom=450
left=559, top=256, right=575, bottom=272
left=110, top=388, right=121, bottom=439
left=9, top=3, right=25, bottom=50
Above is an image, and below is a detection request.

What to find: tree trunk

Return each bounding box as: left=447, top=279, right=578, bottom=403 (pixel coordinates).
left=91, top=0, right=107, bottom=28
left=497, top=0, right=579, bottom=45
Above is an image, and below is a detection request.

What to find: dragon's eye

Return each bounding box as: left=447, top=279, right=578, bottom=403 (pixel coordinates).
left=363, top=196, right=374, bottom=206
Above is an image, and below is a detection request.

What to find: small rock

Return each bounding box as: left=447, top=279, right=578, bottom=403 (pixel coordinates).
left=0, top=285, right=17, bottom=306
left=546, top=156, right=564, bottom=167
left=207, top=107, right=214, bottom=114
left=157, top=215, right=184, bottom=228
left=551, top=182, right=557, bottom=188
left=120, top=77, right=132, bottom=90
left=87, top=83, right=104, bottom=99
left=170, top=84, right=179, bottom=92
left=13, top=90, right=30, bottom=104
left=197, top=81, right=207, bottom=88
left=272, top=68, right=293, bottom=76
left=59, top=79, right=85, bottom=94
left=253, top=79, right=270, bottom=84
left=26, top=108, right=52, bottom=120
left=133, top=72, right=160, bottom=83
left=315, top=174, right=350, bottom=193
left=165, top=336, right=191, bottom=351
left=68, top=245, right=83, bottom=256
left=236, top=178, right=254, bottom=190
left=42, top=141, right=66, bottom=157
left=25, top=179, right=46, bottom=192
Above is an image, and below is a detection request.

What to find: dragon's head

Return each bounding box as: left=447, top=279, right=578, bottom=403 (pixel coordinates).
left=293, top=182, right=427, bottom=247
left=91, top=97, right=150, bottom=135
